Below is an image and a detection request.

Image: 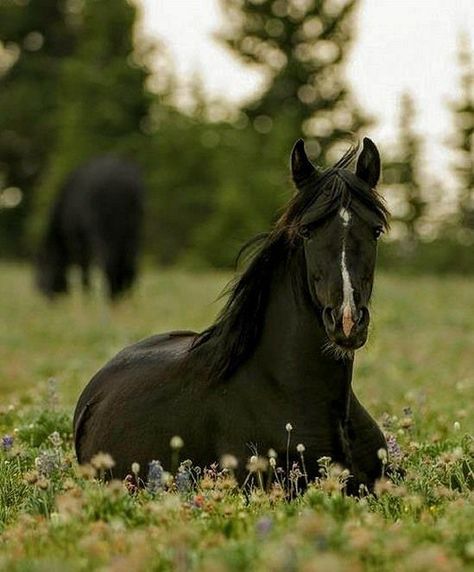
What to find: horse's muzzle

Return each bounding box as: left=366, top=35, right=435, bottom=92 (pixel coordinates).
left=322, top=305, right=370, bottom=349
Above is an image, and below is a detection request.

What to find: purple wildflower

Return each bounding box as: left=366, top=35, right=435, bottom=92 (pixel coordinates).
left=175, top=467, right=192, bottom=493
left=2, top=435, right=14, bottom=451
left=35, top=451, right=59, bottom=477
left=256, top=516, right=273, bottom=538
left=147, top=460, right=164, bottom=493
left=386, top=434, right=402, bottom=463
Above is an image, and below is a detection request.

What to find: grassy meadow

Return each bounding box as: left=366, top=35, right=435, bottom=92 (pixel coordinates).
left=0, top=263, right=473, bottom=571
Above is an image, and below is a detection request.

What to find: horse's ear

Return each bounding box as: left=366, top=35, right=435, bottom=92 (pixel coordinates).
left=356, top=137, right=381, bottom=188
left=291, top=139, right=317, bottom=191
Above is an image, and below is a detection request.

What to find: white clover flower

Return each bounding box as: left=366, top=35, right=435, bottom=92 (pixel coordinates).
left=377, top=448, right=388, bottom=463
left=285, top=423, right=293, bottom=432
left=48, top=431, right=62, bottom=448
left=267, top=448, right=277, bottom=459
left=453, top=421, right=461, bottom=432
left=269, top=457, right=276, bottom=468
left=131, top=462, right=140, bottom=475
left=220, top=454, right=238, bottom=470
left=170, top=435, right=184, bottom=450
left=90, top=452, right=115, bottom=471
left=296, top=443, right=306, bottom=453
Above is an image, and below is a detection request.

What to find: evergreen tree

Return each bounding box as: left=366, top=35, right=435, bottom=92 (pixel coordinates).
left=0, top=0, right=78, bottom=255
left=449, top=33, right=474, bottom=238
left=31, top=0, right=152, bottom=246
left=383, top=93, right=425, bottom=243
left=219, top=0, right=369, bottom=164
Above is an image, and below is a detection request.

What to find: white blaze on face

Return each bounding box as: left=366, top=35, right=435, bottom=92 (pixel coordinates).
left=340, top=208, right=355, bottom=337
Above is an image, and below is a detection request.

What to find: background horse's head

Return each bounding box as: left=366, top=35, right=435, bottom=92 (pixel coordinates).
left=289, top=138, right=389, bottom=354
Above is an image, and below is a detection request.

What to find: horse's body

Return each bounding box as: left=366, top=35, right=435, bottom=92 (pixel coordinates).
left=74, top=139, right=389, bottom=492
left=37, top=155, right=144, bottom=299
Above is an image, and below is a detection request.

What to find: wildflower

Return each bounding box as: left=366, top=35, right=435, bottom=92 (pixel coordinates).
left=453, top=421, right=461, bottom=432
left=124, top=474, right=138, bottom=495
left=147, top=460, right=164, bottom=493
left=377, top=448, right=388, bottom=464
left=77, top=464, right=97, bottom=480
left=90, top=452, right=115, bottom=471
left=1, top=434, right=14, bottom=451
left=175, top=467, right=192, bottom=493
left=193, top=494, right=205, bottom=509
left=374, top=478, right=394, bottom=497
left=24, top=470, right=39, bottom=485
left=256, top=516, right=273, bottom=538
left=267, top=448, right=277, bottom=459
left=319, top=476, right=343, bottom=495
left=296, top=443, right=305, bottom=453
left=131, top=462, right=140, bottom=476
left=36, top=477, right=50, bottom=490
left=386, top=434, right=402, bottom=462
left=285, top=423, right=293, bottom=432
left=170, top=435, right=184, bottom=450
left=437, top=447, right=464, bottom=466
left=35, top=451, right=59, bottom=477
left=289, top=462, right=303, bottom=482
left=269, top=483, right=285, bottom=502
left=269, top=457, right=276, bottom=468
left=48, top=431, right=63, bottom=448
left=56, top=492, right=83, bottom=520
left=220, top=454, right=238, bottom=470
left=246, top=456, right=268, bottom=473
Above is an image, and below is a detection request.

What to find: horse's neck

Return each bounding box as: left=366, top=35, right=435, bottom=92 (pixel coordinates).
left=253, top=264, right=353, bottom=406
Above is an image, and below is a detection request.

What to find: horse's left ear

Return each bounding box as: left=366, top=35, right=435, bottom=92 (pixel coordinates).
left=291, top=139, right=317, bottom=191
left=356, top=137, right=381, bottom=189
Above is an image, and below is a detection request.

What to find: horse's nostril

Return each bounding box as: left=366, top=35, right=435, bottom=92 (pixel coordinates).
left=357, top=307, right=369, bottom=326
left=323, top=306, right=336, bottom=330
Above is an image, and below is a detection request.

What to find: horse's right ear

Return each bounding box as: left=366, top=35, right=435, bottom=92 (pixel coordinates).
left=356, top=137, right=381, bottom=189
left=291, top=139, right=317, bottom=191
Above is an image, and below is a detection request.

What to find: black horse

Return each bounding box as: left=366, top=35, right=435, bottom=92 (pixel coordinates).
left=74, top=138, right=390, bottom=492
left=36, top=155, right=144, bottom=300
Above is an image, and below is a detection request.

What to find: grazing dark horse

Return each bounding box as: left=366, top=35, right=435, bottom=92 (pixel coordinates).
left=74, top=138, right=390, bottom=492
left=36, top=155, right=144, bottom=300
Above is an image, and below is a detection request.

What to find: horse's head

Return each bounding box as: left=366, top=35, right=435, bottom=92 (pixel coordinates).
left=290, top=138, right=388, bottom=353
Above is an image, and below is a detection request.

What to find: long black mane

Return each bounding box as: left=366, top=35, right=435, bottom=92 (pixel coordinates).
left=191, top=144, right=389, bottom=381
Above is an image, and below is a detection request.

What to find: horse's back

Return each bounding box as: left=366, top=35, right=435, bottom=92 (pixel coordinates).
left=74, top=331, right=199, bottom=470
left=63, top=156, right=144, bottom=235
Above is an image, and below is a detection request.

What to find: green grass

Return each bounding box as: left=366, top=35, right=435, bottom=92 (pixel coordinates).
left=0, top=263, right=473, bottom=571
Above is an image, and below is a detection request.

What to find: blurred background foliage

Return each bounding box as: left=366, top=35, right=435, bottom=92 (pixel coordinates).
left=0, top=0, right=472, bottom=271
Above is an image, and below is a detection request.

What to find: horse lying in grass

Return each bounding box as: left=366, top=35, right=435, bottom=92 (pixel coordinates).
left=74, top=138, right=390, bottom=493
left=36, top=155, right=144, bottom=300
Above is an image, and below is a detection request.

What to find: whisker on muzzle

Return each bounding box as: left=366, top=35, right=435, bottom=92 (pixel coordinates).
left=321, top=339, right=354, bottom=361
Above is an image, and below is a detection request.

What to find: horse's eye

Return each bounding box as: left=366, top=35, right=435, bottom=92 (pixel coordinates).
left=374, top=227, right=384, bottom=240
left=299, top=225, right=311, bottom=240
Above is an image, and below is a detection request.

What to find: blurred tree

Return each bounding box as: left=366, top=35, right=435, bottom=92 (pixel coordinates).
left=34, top=0, right=153, bottom=243
left=189, top=0, right=371, bottom=267
left=0, top=0, right=78, bottom=255
left=219, top=0, right=369, bottom=164
left=449, top=32, right=474, bottom=240
left=383, top=93, right=426, bottom=244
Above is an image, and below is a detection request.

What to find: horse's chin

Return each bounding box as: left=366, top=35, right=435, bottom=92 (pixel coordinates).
left=322, top=332, right=367, bottom=360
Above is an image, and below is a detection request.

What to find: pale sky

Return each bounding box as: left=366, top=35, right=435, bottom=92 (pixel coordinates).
left=138, top=0, right=474, bottom=183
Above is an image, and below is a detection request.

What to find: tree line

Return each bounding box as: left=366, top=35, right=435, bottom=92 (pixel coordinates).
left=0, top=0, right=472, bottom=271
